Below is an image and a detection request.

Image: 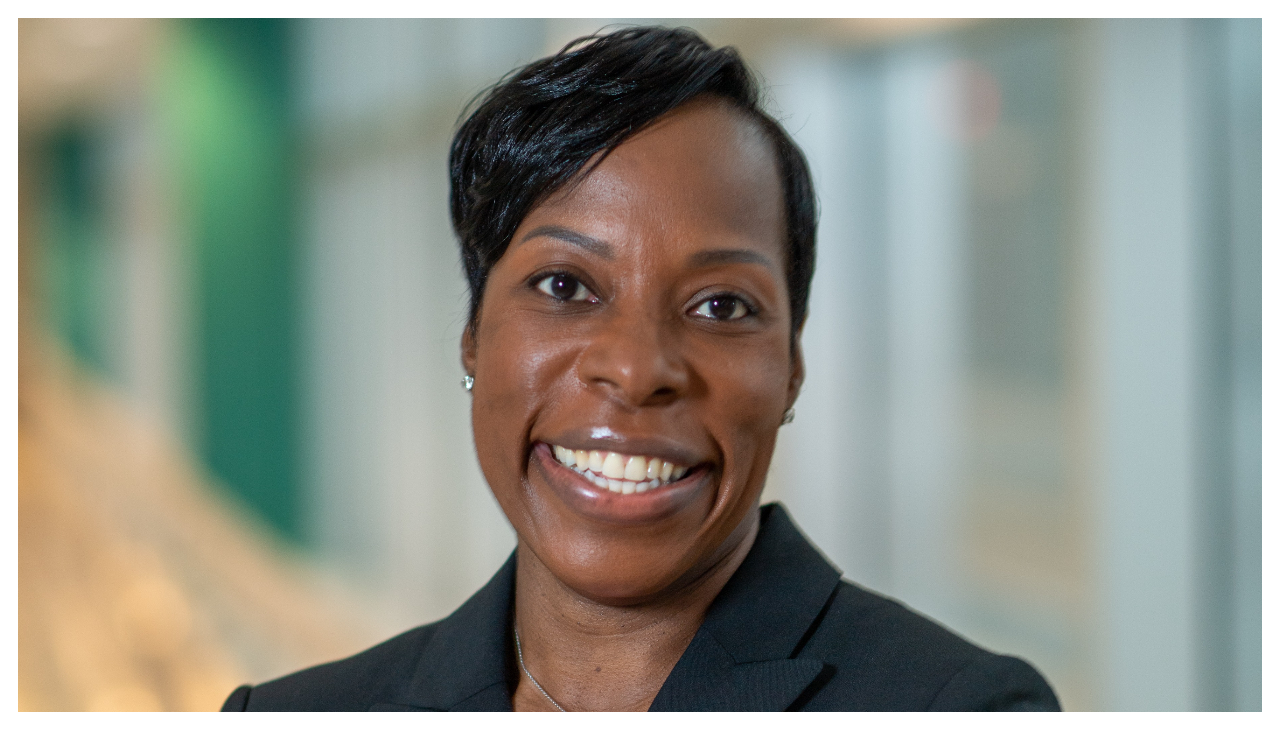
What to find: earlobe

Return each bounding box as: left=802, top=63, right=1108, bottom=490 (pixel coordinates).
left=787, top=347, right=805, bottom=409
left=786, top=326, right=806, bottom=409
left=461, top=322, right=478, bottom=378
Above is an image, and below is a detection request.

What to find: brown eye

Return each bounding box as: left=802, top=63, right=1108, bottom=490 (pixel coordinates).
left=692, top=294, right=750, bottom=321
left=536, top=273, right=593, bottom=302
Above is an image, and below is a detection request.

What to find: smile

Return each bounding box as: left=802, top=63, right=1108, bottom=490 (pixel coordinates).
left=551, top=445, right=689, bottom=494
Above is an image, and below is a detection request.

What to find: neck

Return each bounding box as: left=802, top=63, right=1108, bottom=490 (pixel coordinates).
left=510, top=515, right=759, bottom=712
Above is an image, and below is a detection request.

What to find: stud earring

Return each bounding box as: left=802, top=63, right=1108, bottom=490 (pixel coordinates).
left=462, top=375, right=474, bottom=392
left=781, top=407, right=795, bottom=425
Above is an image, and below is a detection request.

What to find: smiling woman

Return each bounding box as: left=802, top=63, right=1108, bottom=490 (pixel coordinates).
left=222, top=26, right=1060, bottom=712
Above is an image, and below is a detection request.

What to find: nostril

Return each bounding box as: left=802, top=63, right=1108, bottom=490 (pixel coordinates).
left=576, top=325, right=688, bottom=407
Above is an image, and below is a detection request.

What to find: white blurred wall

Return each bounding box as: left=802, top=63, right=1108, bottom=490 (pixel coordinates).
left=298, top=19, right=553, bottom=628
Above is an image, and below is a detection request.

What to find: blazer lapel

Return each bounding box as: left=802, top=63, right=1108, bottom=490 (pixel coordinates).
left=649, top=503, right=844, bottom=711
left=387, top=554, right=518, bottom=711
left=648, top=630, right=826, bottom=711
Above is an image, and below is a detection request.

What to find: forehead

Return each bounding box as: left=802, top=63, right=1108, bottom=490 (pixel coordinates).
left=525, top=98, right=787, bottom=259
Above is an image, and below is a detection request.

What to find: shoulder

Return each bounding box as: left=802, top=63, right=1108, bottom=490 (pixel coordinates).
left=220, top=621, right=441, bottom=711
left=223, top=552, right=519, bottom=711
left=796, top=580, right=1060, bottom=711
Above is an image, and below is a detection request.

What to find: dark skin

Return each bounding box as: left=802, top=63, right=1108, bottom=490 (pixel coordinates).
left=461, top=97, right=805, bottom=711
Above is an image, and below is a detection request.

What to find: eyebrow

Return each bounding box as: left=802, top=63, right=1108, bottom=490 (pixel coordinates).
left=687, top=248, right=776, bottom=270
left=518, top=225, right=614, bottom=259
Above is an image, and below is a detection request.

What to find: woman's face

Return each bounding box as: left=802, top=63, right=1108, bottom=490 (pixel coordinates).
left=463, top=97, right=803, bottom=604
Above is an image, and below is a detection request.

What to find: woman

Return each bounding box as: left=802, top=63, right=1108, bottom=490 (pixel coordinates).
left=223, top=26, right=1059, bottom=712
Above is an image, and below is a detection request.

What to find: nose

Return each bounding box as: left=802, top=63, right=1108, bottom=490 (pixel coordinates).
left=576, top=309, right=689, bottom=409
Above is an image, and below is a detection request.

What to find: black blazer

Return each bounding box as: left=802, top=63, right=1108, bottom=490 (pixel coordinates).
left=222, top=503, right=1060, bottom=711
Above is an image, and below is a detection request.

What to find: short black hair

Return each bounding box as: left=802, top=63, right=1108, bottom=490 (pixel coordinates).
left=449, top=26, right=817, bottom=337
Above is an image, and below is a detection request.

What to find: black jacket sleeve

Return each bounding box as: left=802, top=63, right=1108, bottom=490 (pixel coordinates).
left=221, top=684, right=251, bottom=711
left=927, top=653, right=1061, bottom=711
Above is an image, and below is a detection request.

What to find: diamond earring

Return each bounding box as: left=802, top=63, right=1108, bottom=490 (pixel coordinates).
left=781, top=407, right=795, bottom=425
left=462, top=375, right=474, bottom=392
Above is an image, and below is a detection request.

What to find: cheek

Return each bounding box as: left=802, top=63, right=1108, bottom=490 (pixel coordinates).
left=705, top=334, right=792, bottom=405
left=697, top=336, right=793, bottom=465
left=470, top=313, right=577, bottom=477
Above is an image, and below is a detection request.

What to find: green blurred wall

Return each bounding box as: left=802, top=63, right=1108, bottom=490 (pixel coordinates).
left=42, top=128, right=111, bottom=376
left=160, top=18, right=301, bottom=542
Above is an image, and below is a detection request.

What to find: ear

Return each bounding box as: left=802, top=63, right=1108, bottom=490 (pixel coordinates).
left=461, top=320, right=478, bottom=379
left=785, top=322, right=806, bottom=410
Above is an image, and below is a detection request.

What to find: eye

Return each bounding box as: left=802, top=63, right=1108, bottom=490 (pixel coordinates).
left=691, top=294, right=752, bottom=321
left=535, top=272, right=594, bottom=302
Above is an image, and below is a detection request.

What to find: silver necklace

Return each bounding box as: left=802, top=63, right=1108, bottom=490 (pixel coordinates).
left=514, top=626, right=567, bottom=712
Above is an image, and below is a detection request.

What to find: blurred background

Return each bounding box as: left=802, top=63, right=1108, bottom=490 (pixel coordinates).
left=17, top=18, right=1260, bottom=711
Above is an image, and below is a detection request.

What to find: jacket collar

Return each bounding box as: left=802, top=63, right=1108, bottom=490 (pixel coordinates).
left=648, top=503, right=842, bottom=711
left=385, top=551, right=516, bottom=710
left=390, top=503, right=842, bottom=711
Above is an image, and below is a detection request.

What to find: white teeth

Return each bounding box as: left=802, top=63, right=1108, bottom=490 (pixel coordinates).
left=624, top=455, right=647, bottom=481
left=602, top=452, right=626, bottom=479
left=555, top=445, right=574, bottom=466
left=549, top=443, right=692, bottom=494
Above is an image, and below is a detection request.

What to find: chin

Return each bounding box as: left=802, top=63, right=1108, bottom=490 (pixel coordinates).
left=542, top=543, right=707, bottom=605
left=524, top=496, right=760, bottom=606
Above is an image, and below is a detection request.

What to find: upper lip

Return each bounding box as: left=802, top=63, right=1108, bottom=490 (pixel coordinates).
left=534, top=429, right=710, bottom=469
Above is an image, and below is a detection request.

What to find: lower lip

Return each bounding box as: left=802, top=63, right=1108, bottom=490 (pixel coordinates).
left=529, top=442, right=710, bottom=525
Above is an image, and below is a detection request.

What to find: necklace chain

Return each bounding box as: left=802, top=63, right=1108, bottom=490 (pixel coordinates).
left=514, top=626, right=567, bottom=712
